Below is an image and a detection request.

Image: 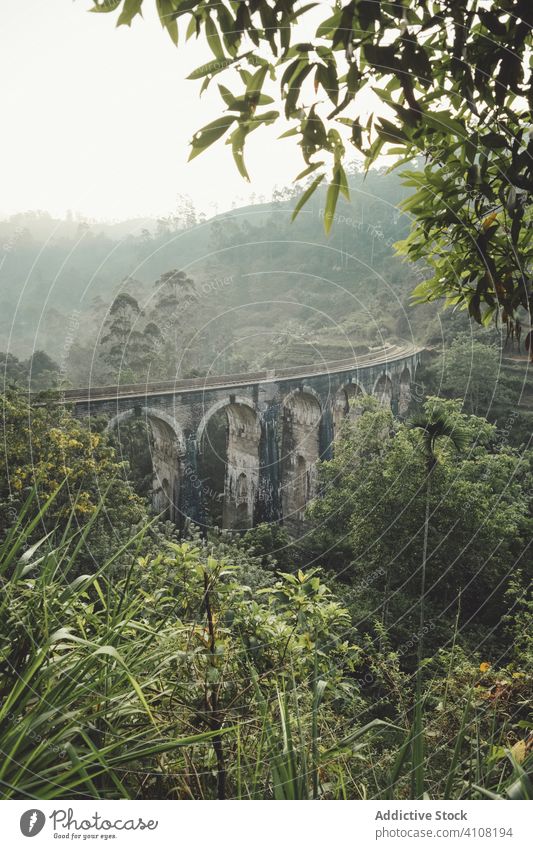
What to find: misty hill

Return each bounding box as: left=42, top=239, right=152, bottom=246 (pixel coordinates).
left=0, top=167, right=445, bottom=387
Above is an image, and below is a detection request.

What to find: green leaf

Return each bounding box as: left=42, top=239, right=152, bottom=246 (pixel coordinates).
left=481, top=305, right=497, bottom=326
left=480, top=132, right=508, bottom=149
left=444, top=693, right=471, bottom=797
left=156, top=0, right=178, bottom=45
left=218, top=84, right=236, bottom=107
left=363, top=43, right=398, bottom=71
left=188, top=115, right=235, bottom=160
left=205, top=13, right=225, bottom=60
left=321, top=719, right=400, bottom=759
left=285, top=63, right=314, bottom=119
left=117, top=0, right=143, bottom=27
left=94, top=646, right=157, bottom=726
left=316, top=62, right=338, bottom=105
left=324, top=169, right=341, bottom=235
left=294, top=161, right=325, bottom=181
left=411, top=695, right=425, bottom=799
left=316, top=11, right=341, bottom=39
left=281, top=58, right=306, bottom=90
left=424, top=111, right=465, bottom=138
left=358, top=0, right=381, bottom=30
left=337, top=164, right=350, bottom=200
left=228, top=126, right=250, bottom=181
left=278, top=126, right=299, bottom=139
left=185, top=14, right=197, bottom=41
left=411, top=280, right=435, bottom=303
left=291, top=173, right=325, bottom=221
left=251, top=109, right=279, bottom=127
left=247, top=64, right=269, bottom=96
left=327, top=128, right=345, bottom=163
left=216, top=4, right=238, bottom=52
left=89, top=0, right=122, bottom=12
left=376, top=118, right=407, bottom=145
left=332, top=0, right=355, bottom=49
left=224, top=94, right=275, bottom=113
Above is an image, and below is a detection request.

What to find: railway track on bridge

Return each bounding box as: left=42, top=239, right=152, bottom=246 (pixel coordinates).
left=55, top=342, right=424, bottom=404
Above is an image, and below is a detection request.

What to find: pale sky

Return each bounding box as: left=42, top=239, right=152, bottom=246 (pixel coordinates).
left=1, top=0, right=325, bottom=221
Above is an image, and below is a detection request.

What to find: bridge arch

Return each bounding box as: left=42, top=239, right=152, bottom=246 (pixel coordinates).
left=197, top=396, right=261, bottom=530
left=281, top=388, right=322, bottom=523
left=373, top=373, right=393, bottom=408
left=332, top=381, right=365, bottom=439
left=106, top=407, right=185, bottom=524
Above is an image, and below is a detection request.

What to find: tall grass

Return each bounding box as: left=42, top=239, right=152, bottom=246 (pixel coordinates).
left=0, top=490, right=225, bottom=799
left=247, top=683, right=532, bottom=801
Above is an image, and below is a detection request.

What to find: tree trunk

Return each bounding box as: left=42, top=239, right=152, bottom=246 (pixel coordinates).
left=417, top=465, right=432, bottom=672
left=203, top=570, right=226, bottom=800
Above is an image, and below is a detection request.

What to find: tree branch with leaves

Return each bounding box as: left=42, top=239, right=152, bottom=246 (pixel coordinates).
left=89, top=1, right=533, bottom=331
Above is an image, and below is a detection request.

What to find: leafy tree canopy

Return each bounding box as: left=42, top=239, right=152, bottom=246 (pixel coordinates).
left=307, top=397, right=533, bottom=651
left=429, top=331, right=516, bottom=417
left=1, top=350, right=59, bottom=391
left=90, top=1, right=533, bottom=328
left=0, top=391, right=146, bottom=556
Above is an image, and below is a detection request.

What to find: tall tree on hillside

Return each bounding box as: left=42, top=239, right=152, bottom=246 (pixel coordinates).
left=150, top=270, right=196, bottom=371
left=27, top=350, right=60, bottom=391
left=152, top=269, right=195, bottom=315
left=1, top=353, right=28, bottom=389
left=101, top=292, right=144, bottom=381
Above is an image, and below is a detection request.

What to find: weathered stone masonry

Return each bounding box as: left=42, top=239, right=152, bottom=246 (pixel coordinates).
left=66, top=345, right=421, bottom=531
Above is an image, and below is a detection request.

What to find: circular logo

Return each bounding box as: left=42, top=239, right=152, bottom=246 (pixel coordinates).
left=20, top=810, right=46, bottom=837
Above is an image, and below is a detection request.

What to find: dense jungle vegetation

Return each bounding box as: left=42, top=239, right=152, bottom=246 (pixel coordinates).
left=0, top=384, right=531, bottom=800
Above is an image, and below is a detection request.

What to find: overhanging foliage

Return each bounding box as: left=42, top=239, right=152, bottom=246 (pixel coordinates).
left=89, top=1, right=533, bottom=328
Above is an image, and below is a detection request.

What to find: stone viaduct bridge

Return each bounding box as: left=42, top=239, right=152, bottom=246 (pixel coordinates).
left=64, top=342, right=422, bottom=531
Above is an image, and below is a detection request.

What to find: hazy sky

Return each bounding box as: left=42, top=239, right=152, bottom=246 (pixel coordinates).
left=1, top=0, right=322, bottom=221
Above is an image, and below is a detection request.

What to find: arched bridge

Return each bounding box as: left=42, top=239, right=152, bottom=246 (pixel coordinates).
left=64, top=342, right=422, bottom=531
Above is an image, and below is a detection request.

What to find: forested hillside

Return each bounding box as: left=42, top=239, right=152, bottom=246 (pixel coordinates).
left=2, top=167, right=442, bottom=387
